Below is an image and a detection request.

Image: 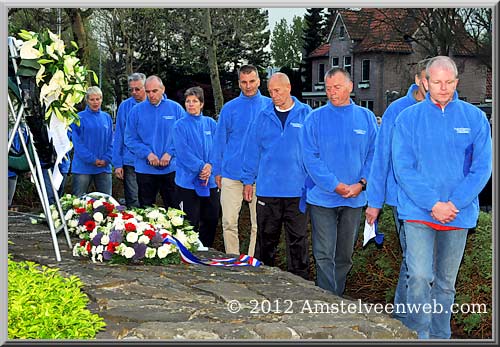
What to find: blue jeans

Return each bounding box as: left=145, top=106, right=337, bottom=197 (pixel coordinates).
left=123, top=165, right=139, bottom=208
left=42, top=169, right=68, bottom=205
left=309, top=204, right=362, bottom=296
left=72, top=173, right=112, bottom=197
left=391, top=205, right=408, bottom=323
left=404, top=222, right=468, bottom=339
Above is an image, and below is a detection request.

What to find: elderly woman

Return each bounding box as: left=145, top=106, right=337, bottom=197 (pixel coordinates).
left=172, top=87, right=220, bottom=248
left=71, top=86, right=113, bottom=197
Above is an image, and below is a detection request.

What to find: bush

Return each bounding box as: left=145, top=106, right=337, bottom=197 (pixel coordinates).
left=8, top=256, right=106, bottom=339
left=346, top=206, right=492, bottom=339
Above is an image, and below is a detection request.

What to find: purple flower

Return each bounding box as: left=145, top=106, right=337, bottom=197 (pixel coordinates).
left=133, top=243, right=147, bottom=261
left=92, top=232, right=103, bottom=246
left=109, top=229, right=123, bottom=243
left=116, top=205, right=126, bottom=212
left=103, top=250, right=113, bottom=260
left=78, top=212, right=92, bottom=225
left=150, top=232, right=164, bottom=247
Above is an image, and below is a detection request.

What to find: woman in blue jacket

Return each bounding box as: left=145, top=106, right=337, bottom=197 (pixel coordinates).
left=172, top=87, right=220, bottom=248
left=71, top=86, right=113, bottom=197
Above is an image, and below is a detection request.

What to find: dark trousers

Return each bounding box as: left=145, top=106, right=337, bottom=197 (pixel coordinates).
left=136, top=171, right=177, bottom=209
left=176, top=186, right=220, bottom=248
left=255, top=196, right=309, bottom=280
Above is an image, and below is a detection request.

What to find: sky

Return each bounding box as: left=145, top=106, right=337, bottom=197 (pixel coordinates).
left=266, top=8, right=308, bottom=31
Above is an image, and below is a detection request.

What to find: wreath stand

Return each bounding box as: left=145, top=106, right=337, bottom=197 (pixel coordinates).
left=8, top=36, right=72, bottom=261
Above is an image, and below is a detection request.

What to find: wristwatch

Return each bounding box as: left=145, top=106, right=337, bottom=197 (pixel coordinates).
left=358, top=179, right=367, bottom=191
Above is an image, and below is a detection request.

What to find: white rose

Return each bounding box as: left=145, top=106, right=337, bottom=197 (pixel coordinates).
left=136, top=215, right=143, bottom=221
left=123, top=247, right=135, bottom=259
left=95, top=245, right=104, bottom=254
left=138, top=235, right=150, bottom=245
left=157, top=244, right=173, bottom=259
left=126, top=232, right=138, bottom=243
left=68, top=219, right=78, bottom=228
left=171, top=216, right=184, bottom=227
left=166, top=209, right=177, bottom=219
left=175, top=231, right=188, bottom=247
left=93, top=212, right=104, bottom=223
left=72, top=198, right=81, bottom=206
left=93, top=200, right=103, bottom=209
left=101, top=234, right=110, bottom=245
left=146, top=210, right=160, bottom=220
left=115, top=243, right=126, bottom=255
left=145, top=247, right=156, bottom=259
left=114, top=220, right=125, bottom=231
left=51, top=210, right=59, bottom=220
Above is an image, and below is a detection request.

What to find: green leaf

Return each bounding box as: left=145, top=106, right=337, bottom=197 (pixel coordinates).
left=37, top=58, right=54, bottom=65
left=70, top=41, right=79, bottom=49
left=19, top=58, right=41, bottom=70
left=16, top=66, right=38, bottom=77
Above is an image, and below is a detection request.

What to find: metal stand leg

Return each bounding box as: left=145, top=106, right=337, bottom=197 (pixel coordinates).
left=47, top=170, right=72, bottom=248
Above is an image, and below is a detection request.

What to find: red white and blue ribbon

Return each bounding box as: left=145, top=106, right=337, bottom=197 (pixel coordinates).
left=163, top=234, right=261, bottom=267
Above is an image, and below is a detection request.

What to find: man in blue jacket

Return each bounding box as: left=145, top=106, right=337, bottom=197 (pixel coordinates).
left=112, top=72, right=147, bottom=208
left=365, top=59, right=428, bottom=323
left=241, top=72, right=311, bottom=280
left=392, top=56, right=492, bottom=339
left=302, top=68, right=377, bottom=297
left=212, top=65, right=272, bottom=257
left=125, top=75, right=184, bottom=208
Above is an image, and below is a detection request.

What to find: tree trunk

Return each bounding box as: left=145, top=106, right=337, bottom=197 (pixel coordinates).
left=203, top=8, right=224, bottom=117
left=65, top=9, right=90, bottom=67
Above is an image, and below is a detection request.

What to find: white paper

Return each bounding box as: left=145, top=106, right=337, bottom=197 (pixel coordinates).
left=363, top=219, right=376, bottom=247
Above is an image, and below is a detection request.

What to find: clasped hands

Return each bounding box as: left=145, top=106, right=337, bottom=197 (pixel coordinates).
left=335, top=182, right=363, bottom=199
left=147, top=152, right=171, bottom=167
left=431, top=201, right=459, bottom=224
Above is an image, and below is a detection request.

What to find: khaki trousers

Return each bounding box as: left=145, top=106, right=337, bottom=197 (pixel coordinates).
left=220, top=177, right=257, bottom=256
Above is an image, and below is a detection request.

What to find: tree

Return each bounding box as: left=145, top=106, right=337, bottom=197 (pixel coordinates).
left=271, top=16, right=304, bottom=69
left=301, top=8, right=325, bottom=91
left=322, top=8, right=337, bottom=40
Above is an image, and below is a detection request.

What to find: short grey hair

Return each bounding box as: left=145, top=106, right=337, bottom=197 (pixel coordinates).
left=85, top=86, right=102, bottom=101
left=426, top=56, right=458, bottom=79
left=184, top=86, right=204, bottom=104
left=324, top=67, right=352, bottom=82
left=145, top=75, right=164, bottom=88
left=128, top=72, right=146, bottom=84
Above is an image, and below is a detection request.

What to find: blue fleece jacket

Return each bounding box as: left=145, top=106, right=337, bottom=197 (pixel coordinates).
left=212, top=91, right=272, bottom=179
left=302, top=99, right=378, bottom=208
left=367, top=84, right=420, bottom=209
left=241, top=97, right=312, bottom=197
left=112, top=97, right=141, bottom=168
left=8, top=128, right=29, bottom=177
left=172, top=112, right=217, bottom=190
left=125, top=96, right=184, bottom=175
left=392, top=92, right=492, bottom=228
left=71, top=107, right=113, bottom=174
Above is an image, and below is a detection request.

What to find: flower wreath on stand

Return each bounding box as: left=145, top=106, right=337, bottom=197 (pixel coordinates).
left=15, top=29, right=97, bottom=186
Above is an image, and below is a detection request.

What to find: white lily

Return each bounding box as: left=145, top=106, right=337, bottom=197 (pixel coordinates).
left=63, top=55, right=79, bottom=77
left=48, top=29, right=66, bottom=55
left=19, top=39, right=42, bottom=59
left=35, top=64, right=46, bottom=86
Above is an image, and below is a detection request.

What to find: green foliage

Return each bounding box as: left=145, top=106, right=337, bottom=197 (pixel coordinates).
left=8, top=256, right=106, bottom=339
left=271, top=16, right=304, bottom=68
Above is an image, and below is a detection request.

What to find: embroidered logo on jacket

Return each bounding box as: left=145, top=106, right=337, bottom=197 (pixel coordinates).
left=353, top=129, right=366, bottom=135
left=290, top=122, right=303, bottom=128
left=162, top=115, right=175, bottom=120
left=454, top=127, right=471, bottom=134
left=204, top=131, right=211, bottom=135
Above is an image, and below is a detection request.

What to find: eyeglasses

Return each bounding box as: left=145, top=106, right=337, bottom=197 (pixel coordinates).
left=128, top=87, right=143, bottom=92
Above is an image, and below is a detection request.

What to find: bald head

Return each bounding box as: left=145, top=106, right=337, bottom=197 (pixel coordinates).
left=268, top=72, right=293, bottom=110
left=145, top=75, right=165, bottom=105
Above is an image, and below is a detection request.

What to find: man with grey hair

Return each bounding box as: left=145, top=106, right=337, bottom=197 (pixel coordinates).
left=112, top=72, right=146, bottom=207
left=302, top=67, right=377, bottom=297
left=125, top=75, right=184, bottom=208
left=392, top=56, right=492, bottom=339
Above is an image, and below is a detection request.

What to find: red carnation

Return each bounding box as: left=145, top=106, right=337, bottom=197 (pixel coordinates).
left=75, top=207, right=86, bottom=214
left=108, top=212, right=118, bottom=218
left=84, top=220, right=96, bottom=231
left=125, top=223, right=136, bottom=232
left=103, top=202, right=115, bottom=212
left=86, top=241, right=91, bottom=252
left=79, top=240, right=86, bottom=246
left=122, top=212, right=134, bottom=220
left=106, top=242, right=118, bottom=253
left=144, top=229, right=156, bottom=240
left=161, top=233, right=168, bottom=239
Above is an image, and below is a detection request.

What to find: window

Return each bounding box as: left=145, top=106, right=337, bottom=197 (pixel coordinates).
left=362, top=60, right=370, bottom=82
left=343, top=56, right=352, bottom=76
left=318, top=63, right=325, bottom=83
left=339, top=25, right=345, bottom=38
left=360, top=100, right=374, bottom=111
left=332, top=57, right=339, bottom=68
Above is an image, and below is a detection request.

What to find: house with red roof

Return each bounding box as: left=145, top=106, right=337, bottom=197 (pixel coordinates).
left=302, top=8, right=491, bottom=116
